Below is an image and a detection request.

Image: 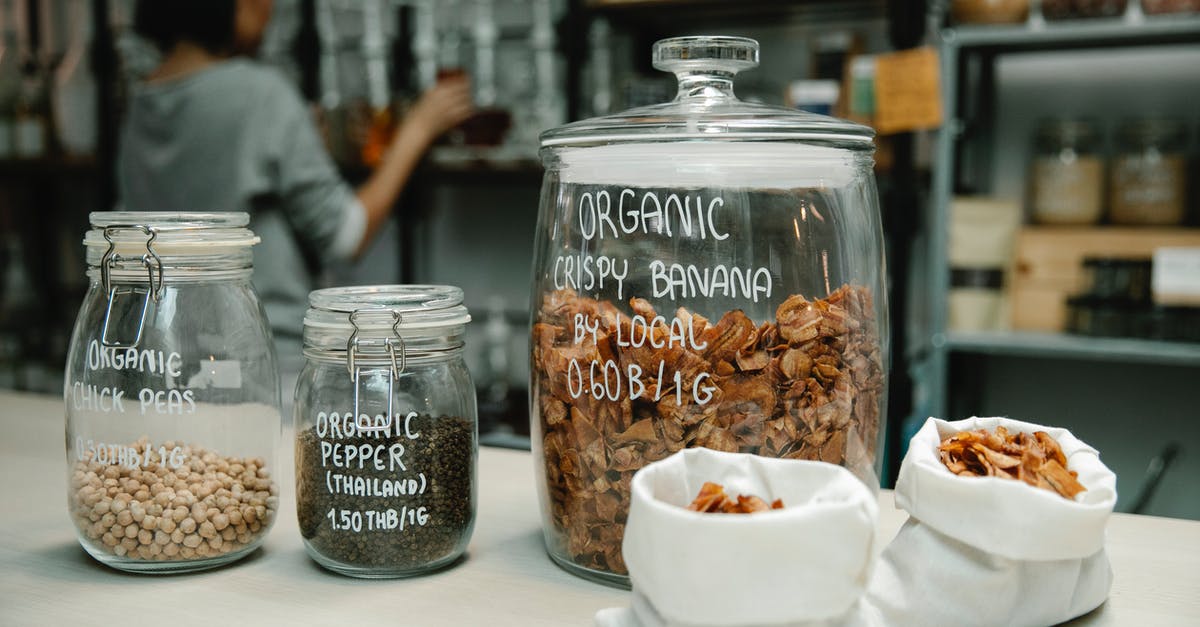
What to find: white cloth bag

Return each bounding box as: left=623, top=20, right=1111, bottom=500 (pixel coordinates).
left=867, top=417, right=1117, bottom=627
left=595, top=447, right=880, bottom=627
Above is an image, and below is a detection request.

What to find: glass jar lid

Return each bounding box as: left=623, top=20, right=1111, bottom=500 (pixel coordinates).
left=304, top=285, right=471, bottom=354
left=1117, top=117, right=1186, bottom=149
left=539, top=36, right=874, bottom=150
left=1035, top=117, right=1099, bottom=150
left=83, top=212, right=260, bottom=259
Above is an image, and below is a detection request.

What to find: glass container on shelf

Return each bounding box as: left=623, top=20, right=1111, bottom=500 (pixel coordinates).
left=294, top=285, right=477, bottom=578
left=52, top=0, right=97, bottom=156
left=1109, top=117, right=1187, bottom=226
left=530, top=37, right=889, bottom=586
left=64, top=213, right=281, bottom=573
left=1029, top=118, right=1104, bottom=225
left=0, top=0, right=20, bottom=157
left=950, top=0, right=1030, bottom=24
left=13, top=59, right=48, bottom=158
left=1142, top=0, right=1200, bottom=15
left=1042, top=0, right=1128, bottom=20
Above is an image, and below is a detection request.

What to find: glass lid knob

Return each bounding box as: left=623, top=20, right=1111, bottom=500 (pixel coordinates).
left=653, top=36, right=759, bottom=102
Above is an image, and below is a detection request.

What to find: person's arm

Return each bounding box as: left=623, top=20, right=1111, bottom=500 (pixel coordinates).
left=353, top=77, right=474, bottom=257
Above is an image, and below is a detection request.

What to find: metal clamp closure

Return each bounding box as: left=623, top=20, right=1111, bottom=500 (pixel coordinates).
left=100, top=225, right=164, bottom=348
left=347, top=309, right=406, bottom=432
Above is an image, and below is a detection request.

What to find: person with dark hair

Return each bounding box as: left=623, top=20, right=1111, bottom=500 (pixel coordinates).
left=118, top=0, right=473, bottom=376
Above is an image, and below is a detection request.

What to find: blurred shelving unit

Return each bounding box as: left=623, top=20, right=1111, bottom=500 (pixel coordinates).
left=916, top=3, right=1200, bottom=519
left=920, top=6, right=1200, bottom=421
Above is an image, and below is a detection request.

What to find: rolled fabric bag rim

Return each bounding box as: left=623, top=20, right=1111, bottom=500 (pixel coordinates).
left=623, top=448, right=879, bottom=626
left=894, top=416, right=1117, bottom=562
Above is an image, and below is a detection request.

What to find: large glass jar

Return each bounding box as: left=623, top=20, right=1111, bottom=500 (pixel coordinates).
left=1109, top=117, right=1187, bottom=226
left=530, top=37, right=889, bottom=585
left=65, top=212, right=281, bottom=573
left=294, top=285, right=477, bottom=578
left=1030, top=118, right=1104, bottom=225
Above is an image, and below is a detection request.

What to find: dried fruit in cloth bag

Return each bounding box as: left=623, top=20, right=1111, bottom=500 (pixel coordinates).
left=938, top=426, right=1087, bottom=499
left=533, top=284, right=884, bottom=574
left=686, top=481, right=784, bottom=513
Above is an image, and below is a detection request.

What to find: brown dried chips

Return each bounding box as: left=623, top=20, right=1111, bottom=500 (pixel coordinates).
left=686, top=482, right=784, bottom=514
left=937, top=427, right=1087, bottom=500
left=534, top=285, right=884, bottom=574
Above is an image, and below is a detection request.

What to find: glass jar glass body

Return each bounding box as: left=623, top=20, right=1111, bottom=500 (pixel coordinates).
left=530, top=144, right=890, bottom=586
left=1030, top=118, right=1104, bottom=225
left=65, top=277, right=281, bottom=573
left=1109, top=118, right=1187, bottom=226
left=294, top=351, right=478, bottom=578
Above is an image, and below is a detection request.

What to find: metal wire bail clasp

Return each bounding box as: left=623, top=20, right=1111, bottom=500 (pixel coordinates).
left=347, top=309, right=406, bottom=432
left=100, top=225, right=165, bottom=348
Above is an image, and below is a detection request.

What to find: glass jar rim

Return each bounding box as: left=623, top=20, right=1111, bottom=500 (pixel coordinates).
left=304, top=285, right=472, bottom=335
left=83, top=211, right=260, bottom=253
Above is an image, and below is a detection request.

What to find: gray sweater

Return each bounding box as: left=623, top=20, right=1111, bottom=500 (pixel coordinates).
left=117, top=59, right=364, bottom=372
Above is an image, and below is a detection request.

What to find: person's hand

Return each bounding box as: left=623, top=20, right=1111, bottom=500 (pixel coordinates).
left=403, top=77, right=475, bottom=145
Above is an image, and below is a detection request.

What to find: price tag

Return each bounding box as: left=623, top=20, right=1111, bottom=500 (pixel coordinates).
left=1153, top=247, right=1200, bottom=306
left=873, top=46, right=943, bottom=135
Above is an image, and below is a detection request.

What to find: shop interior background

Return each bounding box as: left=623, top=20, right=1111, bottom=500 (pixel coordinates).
left=0, top=0, right=1197, bottom=521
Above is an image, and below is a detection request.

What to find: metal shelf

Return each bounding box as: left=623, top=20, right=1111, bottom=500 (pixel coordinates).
left=919, top=10, right=1200, bottom=419
left=947, top=331, right=1200, bottom=367
left=945, top=13, right=1200, bottom=51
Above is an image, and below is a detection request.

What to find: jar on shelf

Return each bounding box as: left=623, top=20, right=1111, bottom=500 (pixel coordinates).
left=1109, top=117, right=1187, bottom=226
left=65, top=212, right=281, bottom=573
left=1030, top=118, right=1105, bottom=225
left=530, top=36, right=889, bottom=586
left=294, top=285, right=477, bottom=578
left=1140, top=0, right=1200, bottom=15
left=951, top=0, right=1030, bottom=24
left=1042, top=0, right=1128, bottom=20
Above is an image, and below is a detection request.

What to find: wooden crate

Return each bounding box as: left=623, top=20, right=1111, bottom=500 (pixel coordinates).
left=1009, top=227, right=1200, bottom=331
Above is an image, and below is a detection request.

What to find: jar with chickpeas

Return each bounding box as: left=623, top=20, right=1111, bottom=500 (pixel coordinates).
left=65, top=213, right=282, bottom=573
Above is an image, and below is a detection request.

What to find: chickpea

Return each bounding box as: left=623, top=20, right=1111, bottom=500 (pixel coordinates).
left=182, top=535, right=202, bottom=548
left=159, top=517, right=176, bottom=534
left=102, top=532, right=118, bottom=547
left=154, top=530, right=171, bottom=546
left=116, top=510, right=133, bottom=527
left=171, top=529, right=185, bottom=545
left=199, top=522, right=216, bottom=539
left=162, top=543, right=180, bottom=558
left=110, top=499, right=128, bottom=514
left=179, top=518, right=197, bottom=534
left=179, top=547, right=195, bottom=559
left=124, top=523, right=139, bottom=539
left=137, top=529, right=153, bottom=545
left=212, top=513, right=230, bottom=531
left=141, top=515, right=158, bottom=531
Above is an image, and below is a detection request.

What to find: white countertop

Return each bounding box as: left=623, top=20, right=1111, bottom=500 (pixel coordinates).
left=2, top=390, right=1197, bottom=626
